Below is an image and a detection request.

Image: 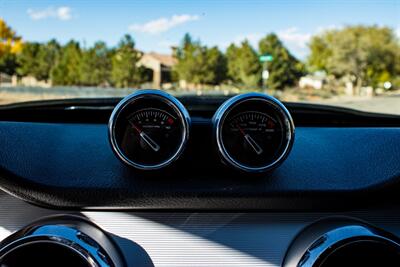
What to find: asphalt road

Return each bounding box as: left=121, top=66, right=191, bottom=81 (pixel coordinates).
left=1, top=86, right=399, bottom=115
left=313, top=94, right=400, bottom=115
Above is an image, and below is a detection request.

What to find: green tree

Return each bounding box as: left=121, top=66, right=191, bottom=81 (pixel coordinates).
left=307, top=34, right=333, bottom=72
left=0, top=53, right=17, bottom=75
left=308, top=25, right=400, bottom=90
left=258, top=33, right=305, bottom=90
left=111, top=34, right=142, bottom=88
left=173, top=34, right=200, bottom=84
left=37, top=40, right=60, bottom=81
left=174, top=34, right=226, bottom=86
left=51, top=41, right=82, bottom=85
left=16, top=42, right=40, bottom=77
left=17, top=40, right=60, bottom=81
left=226, top=40, right=261, bottom=87
left=80, top=41, right=111, bottom=86
left=204, top=46, right=227, bottom=85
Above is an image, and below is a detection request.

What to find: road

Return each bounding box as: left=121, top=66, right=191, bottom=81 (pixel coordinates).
left=1, top=86, right=400, bottom=115
left=315, top=94, right=400, bottom=115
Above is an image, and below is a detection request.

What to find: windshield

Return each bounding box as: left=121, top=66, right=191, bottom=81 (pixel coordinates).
left=0, top=0, right=399, bottom=114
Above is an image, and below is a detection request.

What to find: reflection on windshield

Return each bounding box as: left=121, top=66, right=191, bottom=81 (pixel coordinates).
left=0, top=1, right=399, bottom=114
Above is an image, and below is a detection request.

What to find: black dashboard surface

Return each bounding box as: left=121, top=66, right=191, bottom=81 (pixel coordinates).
left=0, top=98, right=400, bottom=210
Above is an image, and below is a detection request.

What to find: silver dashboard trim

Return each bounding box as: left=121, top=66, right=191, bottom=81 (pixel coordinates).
left=2, top=191, right=400, bottom=267
left=0, top=225, right=114, bottom=267
left=283, top=219, right=400, bottom=267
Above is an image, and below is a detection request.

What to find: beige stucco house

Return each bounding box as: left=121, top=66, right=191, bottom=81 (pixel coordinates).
left=138, top=52, right=177, bottom=88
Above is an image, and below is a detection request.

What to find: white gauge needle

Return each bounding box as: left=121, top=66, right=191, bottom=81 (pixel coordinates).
left=244, top=134, right=263, bottom=155
left=130, top=122, right=160, bottom=152
left=236, top=123, right=263, bottom=155
left=139, top=132, right=160, bottom=152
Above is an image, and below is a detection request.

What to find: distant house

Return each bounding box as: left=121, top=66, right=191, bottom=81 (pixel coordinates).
left=1, top=73, right=52, bottom=88
left=138, top=52, right=177, bottom=88
left=18, top=76, right=52, bottom=88
left=299, top=72, right=327, bottom=90
left=0, top=73, right=13, bottom=87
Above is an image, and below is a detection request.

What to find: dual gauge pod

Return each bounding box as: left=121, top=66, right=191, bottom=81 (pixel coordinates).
left=109, top=90, right=294, bottom=173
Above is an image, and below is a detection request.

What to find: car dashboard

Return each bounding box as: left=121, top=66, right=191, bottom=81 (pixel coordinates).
left=0, top=92, right=400, bottom=266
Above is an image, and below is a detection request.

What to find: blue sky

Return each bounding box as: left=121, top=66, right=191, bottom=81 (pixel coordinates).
left=1, top=0, right=399, bottom=59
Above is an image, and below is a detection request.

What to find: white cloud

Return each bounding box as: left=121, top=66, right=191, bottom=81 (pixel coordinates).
left=129, top=14, right=199, bottom=34
left=277, top=27, right=312, bottom=58
left=396, top=27, right=400, bottom=37
left=27, top=6, right=72, bottom=21
left=220, top=28, right=313, bottom=59
left=57, top=7, right=72, bottom=20
left=278, top=27, right=311, bottom=49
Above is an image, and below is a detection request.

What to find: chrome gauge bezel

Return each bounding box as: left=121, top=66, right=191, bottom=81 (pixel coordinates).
left=283, top=219, right=400, bottom=267
left=213, top=92, right=295, bottom=173
left=109, top=90, right=191, bottom=170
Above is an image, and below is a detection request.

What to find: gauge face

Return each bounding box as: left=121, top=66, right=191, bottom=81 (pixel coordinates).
left=109, top=90, right=190, bottom=170
left=214, top=93, right=294, bottom=172
left=222, top=111, right=284, bottom=168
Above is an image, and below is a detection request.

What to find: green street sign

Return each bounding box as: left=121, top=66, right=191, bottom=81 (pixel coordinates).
left=259, top=54, right=273, bottom=62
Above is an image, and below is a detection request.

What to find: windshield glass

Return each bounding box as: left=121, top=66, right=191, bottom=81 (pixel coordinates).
left=0, top=0, right=399, bottom=114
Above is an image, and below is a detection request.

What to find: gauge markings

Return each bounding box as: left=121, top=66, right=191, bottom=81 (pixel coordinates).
left=219, top=107, right=287, bottom=170
left=121, top=106, right=185, bottom=167
left=109, top=91, right=190, bottom=170
left=229, top=111, right=277, bottom=134
left=128, top=108, right=176, bottom=123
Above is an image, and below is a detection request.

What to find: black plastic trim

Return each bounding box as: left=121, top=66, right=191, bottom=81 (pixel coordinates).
left=0, top=121, right=399, bottom=210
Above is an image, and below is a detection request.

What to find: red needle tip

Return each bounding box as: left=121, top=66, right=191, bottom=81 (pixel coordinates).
left=131, top=123, right=142, bottom=134
left=236, top=123, right=245, bottom=136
